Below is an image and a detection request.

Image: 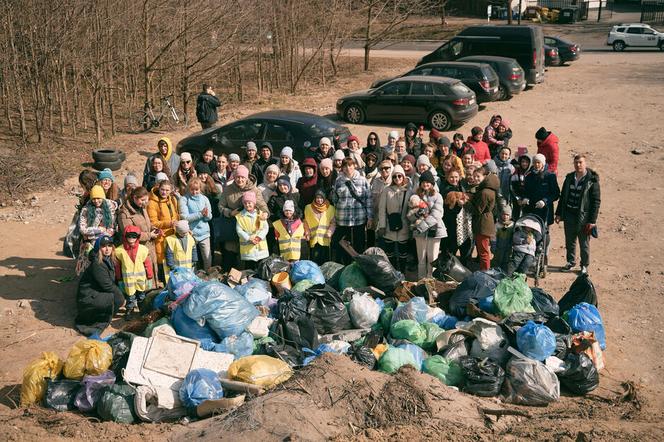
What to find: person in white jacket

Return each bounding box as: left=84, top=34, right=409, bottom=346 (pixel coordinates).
left=279, top=146, right=302, bottom=189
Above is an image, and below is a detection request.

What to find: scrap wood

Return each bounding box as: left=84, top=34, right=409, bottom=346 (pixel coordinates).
left=219, top=379, right=265, bottom=396
left=479, top=407, right=532, bottom=419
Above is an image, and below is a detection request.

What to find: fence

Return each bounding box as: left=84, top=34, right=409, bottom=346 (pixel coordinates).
left=536, top=0, right=590, bottom=20
left=641, top=1, right=664, bottom=24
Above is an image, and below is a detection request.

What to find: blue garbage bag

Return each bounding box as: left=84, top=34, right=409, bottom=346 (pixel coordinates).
left=153, top=290, right=169, bottom=310
left=396, top=343, right=427, bottom=371
left=167, top=267, right=203, bottom=300
left=172, top=306, right=219, bottom=342
left=392, top=297, right=428, bottom=325
left=200, top=332, right=254, bottom=360
left=478, top=295, right=497, bottom=314
left=516, top=321, right=557, bottom=361
left=179, top=368, right=223, bottom=408
left=567, top=303, right=606, bottom=350
left=448, top=270, right=504, bottom=318
left=290, top=260, right=325, bottom=285
left=235, top=278, right=272, bottom=306
left=183, top=281, right=259, bottom=338
left=430, top=313, right=458, bottom=330
left=302, top=343, right=350, bottom=366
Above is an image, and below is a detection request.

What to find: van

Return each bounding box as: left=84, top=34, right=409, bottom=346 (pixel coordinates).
left=416, top=25, right=545, bottom=85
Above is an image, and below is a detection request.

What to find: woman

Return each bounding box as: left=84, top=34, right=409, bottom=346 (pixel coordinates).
left=296, top=158, right=319, bottom=208
left=172, top=152, right=197, bottom=196
left=143, top=156, right=171, bottom=192
left=332, top=158, right=372, bottom=264
left=332, top=149, right=345, bottom=175
left=401, top=154, right=416, bottom=182
left=75, top=235, right=125, bottom=336
left=147, top=178, right=180, bottom=281
left=347, top=135, right=365, bottom=172
left=98, top=168, right=120, bottom=204
left=316, top=159, right=336, bottom=203
left=227, top=154, right=241, bottom=182
left=487, top=146, right=515, bottom=212
left=363, top=132, right=382, bottom=163
left=278, top=146, right=302, bottom=189
left=258, top=164, right=279, bottom=205
left=241, top=142, right=258, bottom=171
left=439, top=168, right=473, bottom=264
left=364, top=152, right=379, bottom=185
left=523, top=153, right=560, bottom=226
left=268, top=177, right=301, bottom=222
left=120, top=174, right=139, bottom=206
left=511, top=154, right=531, bottom=221
left=377, top=165, right=411, bottom=272
left=452, top=133, right=468, bottom=157
left=412, top=155, right=442, bottom=191
left=118, top=186, right=159, bottom=286
left=142, top=137, right=180, bottom=188
left=179, top=178, right=213, bottom=271
left=77, top=185, right=118, bottom=275
left=406, top=170, right=446, bottom=279
left=212, top=154, right=229, bottom=188
left=466, top=166, right=500, bottom=271
left=484, top=114, right=505, bottom=157
left=201, top=148, right=216, bottom=172
left=368, top=159, right=392, bottom=248
left=404, top=122, right=422, bottom=157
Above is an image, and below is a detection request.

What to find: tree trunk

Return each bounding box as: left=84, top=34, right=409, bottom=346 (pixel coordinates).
left=507, top=0, right=513, bottom=24
left=7, top=14, right=28, bottom=145
left=364, top=2, right=373, bottom=71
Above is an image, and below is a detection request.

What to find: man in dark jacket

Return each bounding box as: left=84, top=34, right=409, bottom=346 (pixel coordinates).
left=252, top=141, right=279, bottom=184
left=555, top=154, right=600, bottom=275
left=196, top=84, right=221, bottom=129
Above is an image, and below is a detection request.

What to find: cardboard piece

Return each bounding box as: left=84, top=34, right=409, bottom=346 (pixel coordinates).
left=196, top=395, right=245, bottom=418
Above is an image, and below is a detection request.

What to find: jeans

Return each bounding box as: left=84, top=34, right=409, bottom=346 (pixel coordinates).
left=564, top=215, right=590, bottom=267
left=333, top=225, right=366, bottom=265
left=415, top=236, right=441, bottom=279
left=508, top=251, right=535, bottom=276
left=475, top=234, right=491, bottom=271
left=197, top=237, right=212, bottom=271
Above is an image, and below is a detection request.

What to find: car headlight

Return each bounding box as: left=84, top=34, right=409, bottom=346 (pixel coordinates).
left=336, top=99, right=344, bottom=106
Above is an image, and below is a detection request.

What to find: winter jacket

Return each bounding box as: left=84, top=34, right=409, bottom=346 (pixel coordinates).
left=510, top=167, right=531, bottom=206
left=494, top=220, right=515, bottom=265
left=280, top=160, right=302, bottom=189
left=252, top=147, right=279, bottom=184
left=406, top=190, right=446, bottom=239
left=370, top=175, right=391, bottom=225
left=115, top=226, right=154, bottom=296
left=537, top=132, right=560, bottom=175
left=377, top=183, right=412, bottom=242
left=524, top=170, right=560, bottom=225
left=172, top=168, right=197, bottom=196
left=411, top=167, right=442, bottom=193
left=147, top=187, right=180, bottom=263
left=259, top=183, right=277, bottom=207
left=512, top=228, right=536, bottom=256
left=218, top=180, right=268, bottom=217
left=78, top=200, right=118, bottom=242
left=439, top=181, right=466, bottom=231
left=143, top=137, right=180, bottom=184
left=332, top=171, right=372, bottom=226
left=268, top=191, right=301, bottom=223
left=75, top=254, right=123, bottom=336
left=466, top=137, right=491, bottom=164
left=316, top=173, right=336, bottom=204
left=555, top=168, right=600, bottom=226
left=487, top=156, right=515, bottom=203
left=296, top=158, right=319, bottom=208
left=196, top=92, right=221, bottom=124
left=179, top=193, right=213, bottom=241
left=117, top=200, right=157, bottom=283
left=470, top=173, right=500, bottom=237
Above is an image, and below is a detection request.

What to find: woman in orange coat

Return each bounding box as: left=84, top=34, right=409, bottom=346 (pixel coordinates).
left=147, top=175, right=180, bottom=283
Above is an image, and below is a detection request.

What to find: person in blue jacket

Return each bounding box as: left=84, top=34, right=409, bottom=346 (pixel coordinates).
left=179, top=178, right=213, bottom=270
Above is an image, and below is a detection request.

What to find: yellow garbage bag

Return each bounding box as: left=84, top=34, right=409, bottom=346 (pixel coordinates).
left=227, top=355, right=292, bottom=388
left=63, top=339, right=113, bottom=380
left=20, top=352, right=63, bottom=407
left=371, top=343, right=389, bottom=361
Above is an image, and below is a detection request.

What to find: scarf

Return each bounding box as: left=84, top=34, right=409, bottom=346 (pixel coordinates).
left=312, top=199, right=330, bottom=214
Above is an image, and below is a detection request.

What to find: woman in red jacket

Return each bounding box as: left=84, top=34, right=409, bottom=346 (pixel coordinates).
left=535, top=126, right=559, bottom=176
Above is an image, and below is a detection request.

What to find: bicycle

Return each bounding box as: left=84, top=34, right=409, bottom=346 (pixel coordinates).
left=128, top=94, right=189, bottom=133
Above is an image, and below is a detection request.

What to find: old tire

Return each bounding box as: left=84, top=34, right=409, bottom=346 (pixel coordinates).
left=93, top=158, right=123, bottom=171
left=612, top=41, right=625, bottom=52
left=428, top=110, right=452, bottom=131
left=344, top=104, right=365, bottom=124
left=92, top=149, right=122, bottom=163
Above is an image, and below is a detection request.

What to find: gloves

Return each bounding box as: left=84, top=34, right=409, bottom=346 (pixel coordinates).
left=535, top=200, right=545, bottom=209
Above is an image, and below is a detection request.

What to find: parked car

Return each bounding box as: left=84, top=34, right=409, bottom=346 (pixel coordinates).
left=416, top=25, right=545, bottom=85
left=607, top=23, right=664, bottom=51
left=336, top=76, right=478, bottom=131
left=458, top=55, right=526, bottom=100
left=544, top=44, right=561, bottom=67
left=176, top=110, right=351, bottom=163
left=370, top=62, right=499, bottom=104
left=544, top=35, right=581, bottom=63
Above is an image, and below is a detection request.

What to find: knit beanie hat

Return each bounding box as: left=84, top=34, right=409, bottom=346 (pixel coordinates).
left=175, top=220, right=190, bottom=235
left=124, top=173, right=139, bottom=187
left=314, top=189, right=326, bottom=200
left=485, top=161, right=498, bottom=175
left=416, top=155, right=431, bottom=168
left=242, top=191, right=256, bottom=204
left=333, top=150, right=345, bottom=161
left=347, top=135, right=359, bottom=144
left=89, top=185, right=106, bottom=200
left=535, top=127, right=549, bottom=140
left=319, top=137, right=331, bottom=147
left=437, top=136, right=451, bottom=147
left=501, top=205, right=512, bottom=217
left=280, top=146, right=293, bottom=159
left=93, top=235, right=113, bottom=253
left=98, top=168, right=114, bottom=182
left=277, top=176, right=292, bottom=191
left=180, top=152, right=192, bottom=162
left=246, top=141, right=257, bottom=152
left=409, top=194, right=421, bottom=206
left=419, top=170, right=435, bottom=185
left=229, top=153, right=241, bottom=163
left=320, top=158, right=333, bottom=170
left=402, top=154, right=416, bottom=165
left=235, top=165, right=249, bottom=178
left=533, top=153, right=546, bottom=165
left=195, top=162, right=211, bottom=175
left=265, top=164, right=280, bottom=176
left=392, top=165, right=405, bottom=177
left=283, top=200, right=295, bottom=213
left=156, top=172, right=169, bottom=183
left=388, top=130, right=399, bottom=140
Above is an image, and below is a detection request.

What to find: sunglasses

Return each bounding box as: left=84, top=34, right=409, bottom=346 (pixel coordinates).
left=369, top=137, right=377, bottom=140
left=393, top=174, right=404, bottom=179
left=181, top=160, right=191, bottom=164
left=126, top=233, right=140, bottom=239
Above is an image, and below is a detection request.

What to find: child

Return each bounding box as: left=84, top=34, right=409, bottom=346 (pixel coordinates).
left=495, top=118, right=513, bottom=149
left=272, top=200, right=306, bottom=262
left=493, top=206, right=515, bottom=271
left=179, top=178, right=213, bottom=271
left=304, top=190, right=335, bottom=265
left=115, top=225, right=154, bottom=315
left=406, top=194, right=429, bottom=231
left=235, top=191, right=269, bottom=268
left=508, top=225, right=536, bottom=276
left=164, top=220, right=197, bottom=278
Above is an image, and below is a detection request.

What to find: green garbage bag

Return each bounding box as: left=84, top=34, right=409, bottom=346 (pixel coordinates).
left=338, top=263, right=368, bottom=290
left=320, top=262, right=345, bottom=290
left=422, top=355, right=465, bottom=387
left=253, top=336, right=276, bottom=353
left=493, top=273, right=535, bottom=317
left=390, top=320, right=426, bottom=346
left=96, top=384, right=137, bottom=424
left=420, top=322, right=444, bottom=352
left=379, top=306, right=394, bottom=333
left=377, top=347, right=418, bottom=374
left=291, top=279, right=316, bottom=294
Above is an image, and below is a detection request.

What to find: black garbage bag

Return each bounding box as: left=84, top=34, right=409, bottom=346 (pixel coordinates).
left=304, top=284, right=352, bottom=335
left=554, top=333, right=572, bottom=360
left=530, top=287, right=560, bottom=316
left=458, top=356, right=505, bottom=397
left=256, top=255, right=290, bottom=281
left=96, top=384, right=137, bottom=424
left=354, top=253, right=403, bottom=295
left=433, top=253, right=472, bottom=283
left=258, top=342, right=302, bottom=368
left=349, top=346, right=377, bottom=369
left=107, top=332, right=135, bottom=378
left=500, top=312, right=570, bottom=348
left=557, top=353, right=599, bottom=395
left=44, top=379, right=81, bottom=411
left=558, top=273, right=598, bottom=314
left=448, top=271, right=504, bottom=318
left=277, top=291, right=319, bottom=350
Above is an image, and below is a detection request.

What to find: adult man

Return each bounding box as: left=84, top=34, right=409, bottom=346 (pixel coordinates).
left=196, top=84, right=221, bottom=130
left=252, top=141, right=278, bottom=184
left=536, top=126, right=560, bottom=176
left=555, top=154, right=600, bottom=275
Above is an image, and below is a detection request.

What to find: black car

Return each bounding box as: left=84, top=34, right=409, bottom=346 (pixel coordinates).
left=370, top=61, right=500, bottom=104
left=544, top=44, right=561, bottom=67
left=336, top=76, right=478, bottom=131
left=458, top=55, right=526, bottom=100
left=544, top=35, right=580, bottom=64
left=176, top=110, right=351, bottom=163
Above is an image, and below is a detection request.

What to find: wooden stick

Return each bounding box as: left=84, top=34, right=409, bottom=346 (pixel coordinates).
left=219, top=379, right=265, bottom=396
left=4, top=332, right=37, bottom=348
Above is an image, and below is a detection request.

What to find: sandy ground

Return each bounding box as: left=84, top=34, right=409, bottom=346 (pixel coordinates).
left=1, top=42, right=664, bottom=439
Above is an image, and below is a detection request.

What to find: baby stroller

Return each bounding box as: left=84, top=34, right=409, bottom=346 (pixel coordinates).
left=513, top=213, right=548, bottom=286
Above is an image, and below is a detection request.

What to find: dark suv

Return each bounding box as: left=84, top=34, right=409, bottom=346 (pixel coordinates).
left=336, top=76, right=478, bottom=131
left=370, top=61, right=500, bottom=103
left=458, top=55, right=526, bottom=100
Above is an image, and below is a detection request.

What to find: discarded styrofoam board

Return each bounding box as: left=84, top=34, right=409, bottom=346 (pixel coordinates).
left=318, top=328, right=370, bottom=344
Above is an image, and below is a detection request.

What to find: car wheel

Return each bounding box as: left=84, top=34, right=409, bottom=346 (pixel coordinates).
left=659, top=41, right=664, bottom=51
left=497, top=84, right=509, bottom=101
left=612, top=41, right=625, bottom=52
left=344, top=104, right=365, bottom=124
left=93, top=158, right=124, bottom=171
left=92, top=149, right=122, bottom=163
left=428, top=110, right=452, bottom=131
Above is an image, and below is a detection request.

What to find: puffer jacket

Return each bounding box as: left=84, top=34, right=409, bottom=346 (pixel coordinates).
left=406, top=190, right=447, bottom=239
left=555, top=168, right=601, bottom=226
left=179, top=193, right=213, bottom=241
left=147, top=187, right=179, bottom=263
left=370, top=175, right=391, bottom=223
left=524, top=170, right=560, bottom=225
left=470, top=173, right=500, bottom=237
left=537, top=132, right=560, bottom=176
left=377, top=183, right=412, bottom=242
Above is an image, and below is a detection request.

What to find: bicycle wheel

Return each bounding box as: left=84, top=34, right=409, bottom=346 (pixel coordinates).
left=166, top=108, right=189, bottom=130
left=128, top=111, right=152, bottom=133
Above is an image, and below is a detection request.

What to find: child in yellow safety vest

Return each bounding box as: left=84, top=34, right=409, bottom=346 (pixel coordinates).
left=164, top=220, right=198, bottom=282
left=304, top=189, right=336, bottom=265
left=235, top=191, right=269, bottom=269
left=115, top=225, right=154, bottom=316
left=273, top=199, right=306, bottom=262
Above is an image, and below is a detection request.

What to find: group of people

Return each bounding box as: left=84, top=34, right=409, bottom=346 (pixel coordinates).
left=72, top=112, right=601, bottom=337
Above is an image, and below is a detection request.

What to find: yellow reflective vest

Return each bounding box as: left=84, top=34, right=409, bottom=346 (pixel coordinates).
left=236, top=212, right=268, bottom=260
left=116, top=244, right=149, bottom=296
left=304, top=205, right=335, bottom=247
left=272, top=219, right=305, bottom=261
left=163, top=233, right=195, bottom=282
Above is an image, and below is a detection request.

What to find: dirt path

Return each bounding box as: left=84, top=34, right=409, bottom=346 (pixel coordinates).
left=1, top=50, right=664, bottom=439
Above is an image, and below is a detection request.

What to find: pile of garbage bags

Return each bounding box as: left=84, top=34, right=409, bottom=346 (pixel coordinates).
left=21, top=253, right=606, bottom=423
